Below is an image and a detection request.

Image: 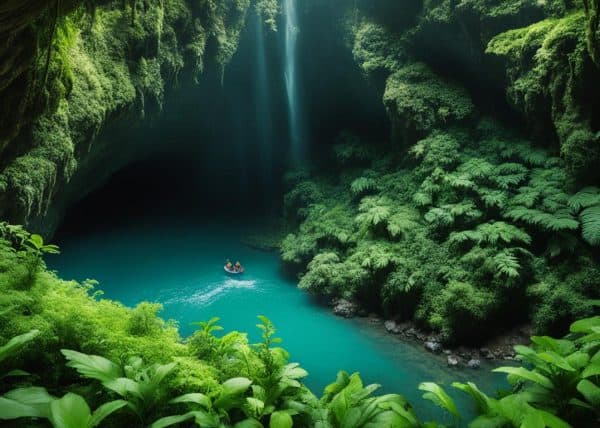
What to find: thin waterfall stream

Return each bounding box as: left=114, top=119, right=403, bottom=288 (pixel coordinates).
left=283, top=0, right=304, bottom=163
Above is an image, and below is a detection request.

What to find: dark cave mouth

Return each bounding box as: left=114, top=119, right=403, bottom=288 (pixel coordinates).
left=54, top=149, right=286, bottom=240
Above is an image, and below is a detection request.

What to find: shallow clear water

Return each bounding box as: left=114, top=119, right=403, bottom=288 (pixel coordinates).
left=50, top=217, right=507, bottom=423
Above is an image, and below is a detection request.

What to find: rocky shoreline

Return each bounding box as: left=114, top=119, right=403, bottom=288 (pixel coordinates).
left=331, top=298, right=530, bottom=369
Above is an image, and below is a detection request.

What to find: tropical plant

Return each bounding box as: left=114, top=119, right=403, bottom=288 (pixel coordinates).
left=61, top=349, right=177, bottom=423
left=48, top=392, right=127, bottom=428
left=317, top=371, right=421, bottom=427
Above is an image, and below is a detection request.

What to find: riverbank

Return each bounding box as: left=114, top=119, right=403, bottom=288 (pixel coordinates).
left=331, top=297, right=528, bottom=369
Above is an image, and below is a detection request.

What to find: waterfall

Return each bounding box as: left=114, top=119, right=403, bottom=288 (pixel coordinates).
left=254, top=9, right=274, bottom=201
left=283, top=0, right=303, bottom=163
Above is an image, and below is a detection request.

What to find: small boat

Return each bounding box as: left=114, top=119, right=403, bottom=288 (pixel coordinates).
left=224, top=265, right=244, bottom=276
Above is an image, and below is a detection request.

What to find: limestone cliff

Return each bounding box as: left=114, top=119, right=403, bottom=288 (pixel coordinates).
left=0, top=0, right=250, bottom=233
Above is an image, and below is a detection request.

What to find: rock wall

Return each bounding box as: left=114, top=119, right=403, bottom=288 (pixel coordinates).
left=0, top=0, right=251, bottom=234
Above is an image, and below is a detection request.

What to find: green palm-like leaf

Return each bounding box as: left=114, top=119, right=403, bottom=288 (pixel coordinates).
left=418, top=382, right=460, bottom=418
left=493, top=367, right=553, bottom=389
left=49, top=393, right=92, bottom=428
left=0, top=330, right=40, bottom=363
left=270, top=411, right=293, bottom=428
left=89, top=400, right=128, bottom=427
left=580, top=204, right=600, bottom=246
left=0, top=387, right=54, bottom=420
left=61, top=349, right=122, bottom=383
left=568, top=186, right=600, bottom=211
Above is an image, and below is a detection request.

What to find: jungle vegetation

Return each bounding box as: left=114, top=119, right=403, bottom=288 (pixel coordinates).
left=0, top=227, right=599, bottom=427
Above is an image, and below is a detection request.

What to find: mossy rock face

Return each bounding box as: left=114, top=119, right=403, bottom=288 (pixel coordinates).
left=487, top=12, right=600, bottom=178
left=0, top=0, right=251, bottom=232
left=383, top=63, right=475, bottom=144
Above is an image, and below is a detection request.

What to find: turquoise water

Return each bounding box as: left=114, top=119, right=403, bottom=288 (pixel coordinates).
left=50, top=217, right=507, bottom=423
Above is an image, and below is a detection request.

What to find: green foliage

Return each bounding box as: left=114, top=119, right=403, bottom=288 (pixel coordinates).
left=569, top=187, right=600, bottom=246
left=318, top=371, right=420, bottom=427
left=383, top=63, right=475, bottom=135
left=49, top=392, right=127, bottom=428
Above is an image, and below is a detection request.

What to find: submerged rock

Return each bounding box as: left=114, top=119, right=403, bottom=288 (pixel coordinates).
left=332, top=299, right=358, bottom=318
left=447, top=355, right=460, bottom=367
left=424, top=341, right=442, bottom=354
left=468, top=359, right=481, bottom=369
left=384, top=320, right=402, bottom=334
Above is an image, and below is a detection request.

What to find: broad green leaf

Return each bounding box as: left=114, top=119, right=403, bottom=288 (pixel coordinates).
left=0, top=330, right=40, bottom=363
left=236, top=419, right=264, bottom=428
left=61, top=350, right=122, bottom=383
left=149, top=362, right=177, bottom=389
left=89, top=400, right=127, bottom=427
left=150, top=412, right=196, bottom=428
left=582, top=362, right=600, bottom=378
left=270, top=410, right=293, bottom=428
left=2, top=387, right=54, bottom=419
left=49, top=393, right=91, bottom=428
left=0, top=396, right=46, bottom=420
left=537, top=409, right=571, bottom=428
left=577, top=379, right=600, bottom=406
left=570, top=317, right=600, bottom=334
left=493, top=367, right=553, bottom=389
left=102, top=377, right=142, bottom=399
left=222, top=377, right=253, bottom=395
left=418, top=382, right=460, bottom=418
left=537, top=351, right=575, bottom=371
left=246, top=397, right=265, bottom=417
left=452, top=382, right=491, bottom=414
left=170, top=393, right=211, bottom=408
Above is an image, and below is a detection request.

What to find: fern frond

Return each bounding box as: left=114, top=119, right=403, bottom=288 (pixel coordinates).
left=491, top=249, right=521, bottom=279
left=477, top=187, right=507, bottom=208
left=510, top=187, right=540, bottom=208
left=457, top=158, right=494, bottom=179
left=568, top=187, right=600, bottom=212
left=491, top=166, right=527, bottom=190
left=356, top=196, right=392, bottom=227
left=504, top=207, right=579, bottom=232
left=580, top=205, right=600, bottom=246
left=350, top=177, right=379, bottom=196
left=444, top=173, right=476, bottom=190
left=413, top=191, right=432, bottom=207
left=386, top=209, right=421, bottom=239
left=424, top=207, right=454, bottom=227
left=450, top=222, right=531, bottom=247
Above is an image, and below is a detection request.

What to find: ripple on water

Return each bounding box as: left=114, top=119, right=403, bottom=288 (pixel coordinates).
left=163, top=278, right=259, bottom=306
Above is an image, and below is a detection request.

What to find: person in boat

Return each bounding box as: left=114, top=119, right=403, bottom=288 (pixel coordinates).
left=225, top=259, right=233, bottom=271
left=234, top=261, right=242, bottom=272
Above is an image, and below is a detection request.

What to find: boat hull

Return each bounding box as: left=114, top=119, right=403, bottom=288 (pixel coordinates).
left=224, top=266, right=244, bottom=276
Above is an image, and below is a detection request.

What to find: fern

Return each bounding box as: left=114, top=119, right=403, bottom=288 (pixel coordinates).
left=412, top=191, right=432, bottom=207
left=386, top=208, right=420, bottom=239
left=444, top=173, right=476, bottom=190
left=511, top=187, right=541, bottom=208
left=568, top=187, right=600, bottom=212
left=580, top=205, right=600, bottom=246
left=477, top=187, right=507, bottom=208
left=457, top=158, right=494, bottom=179
left=424, top=207, right=454, bottom=227
left=448, top=222, right=531, bottom=247
left=350, top=177, right=379, bottom=196
left=355, top=197, right=392, bottom=227
left=491, top=249, right=521, bottom=279
left=491, top=163, right=528, bottom=189
left=504, top=207, right=579, bottom=232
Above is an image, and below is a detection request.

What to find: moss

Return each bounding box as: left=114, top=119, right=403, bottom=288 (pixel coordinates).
left=383, top=63, right=475, bottom=140
left=0, top=0, right=252, bottom=228
left=487, top=12, right=600, bottom=178
left=283, top=120, right=598, bottom=343
left=351, top=20, right=407, bottom=75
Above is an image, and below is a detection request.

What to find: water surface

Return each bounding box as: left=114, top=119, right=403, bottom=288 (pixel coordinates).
left=51, top=217, right=507, bottom=422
